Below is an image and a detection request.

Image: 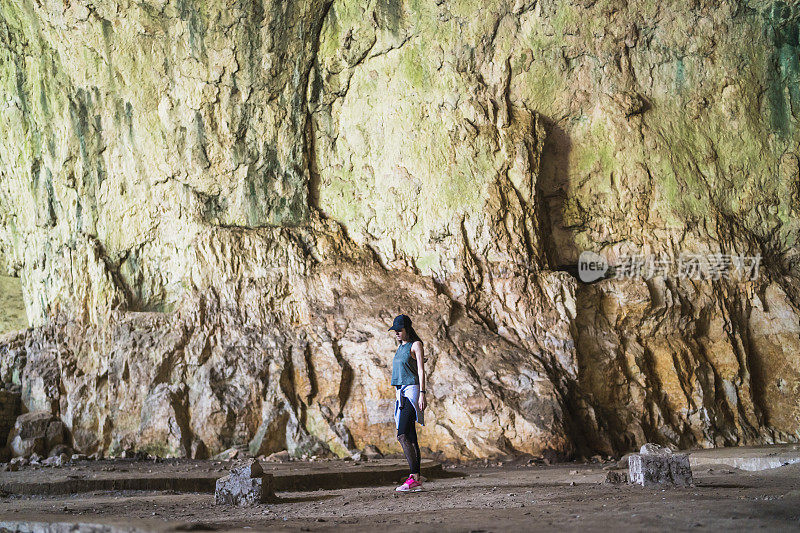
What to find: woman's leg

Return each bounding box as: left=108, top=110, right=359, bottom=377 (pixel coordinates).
left=408, top=419, right=421, bottom=475
left=397, top=396, right=420, bottom=475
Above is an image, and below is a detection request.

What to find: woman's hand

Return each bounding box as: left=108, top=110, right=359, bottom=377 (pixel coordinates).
left=418, top=393, right=427, bottom=412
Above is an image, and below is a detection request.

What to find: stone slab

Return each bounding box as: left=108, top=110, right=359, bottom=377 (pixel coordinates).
left=628, top=453, right=693, bottom=487
left=0, top=458, right=454, bottom=496
left=0, top=521, right=145, bottom=533
left=686, top=444, right=800, bottom=471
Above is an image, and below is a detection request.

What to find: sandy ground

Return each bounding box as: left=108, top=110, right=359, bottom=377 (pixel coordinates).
left=1, top=459, right=799, bottom=532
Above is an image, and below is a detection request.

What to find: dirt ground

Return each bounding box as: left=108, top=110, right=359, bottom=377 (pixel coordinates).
left=1, top=460, right=799, bottom=532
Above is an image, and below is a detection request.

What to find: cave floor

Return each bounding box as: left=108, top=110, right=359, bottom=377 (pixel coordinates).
left=0, top=457, right=448, bottom=495
left=1, top=457, right=799, bottom=532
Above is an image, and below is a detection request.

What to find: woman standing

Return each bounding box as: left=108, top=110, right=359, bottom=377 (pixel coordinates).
left=388, top=314, right=427, bottom=492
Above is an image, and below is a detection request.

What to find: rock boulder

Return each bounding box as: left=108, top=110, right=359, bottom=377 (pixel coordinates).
left=215, top=460, right=273, bottom=506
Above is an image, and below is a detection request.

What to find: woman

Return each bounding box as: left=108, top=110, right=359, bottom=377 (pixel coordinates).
left=388, top=313, right=427, bottom=492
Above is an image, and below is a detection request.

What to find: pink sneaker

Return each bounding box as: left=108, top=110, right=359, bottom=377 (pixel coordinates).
left=395, top=475, right=423, bottom=492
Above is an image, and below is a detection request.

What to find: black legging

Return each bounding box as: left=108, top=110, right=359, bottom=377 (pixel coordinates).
left=397, top=395, right=421, bottom=475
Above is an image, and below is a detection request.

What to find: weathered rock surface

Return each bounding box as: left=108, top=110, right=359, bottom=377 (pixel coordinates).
left=42, top=452, right=70, bottom=467
left=229, top=460, right=264, bottom=480
left=7, top=411, right=67, bottom=459
left=0, top=388, right=21, bottom=453
left=628, top=453, right=694, bottom=487
left=264, top=450, right=291, bottom=463
left=0, top=276, right=26, bottom=335
left=0, top=0, right=799, bottom=461
left=215, top=460, right=273, bottom=506
left=363, top=445, right=383, bottom=460
left=604, top=470, right=628, bottom=484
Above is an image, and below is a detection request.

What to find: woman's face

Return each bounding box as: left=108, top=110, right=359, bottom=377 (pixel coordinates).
left=395, top=327, right=408, bottom=343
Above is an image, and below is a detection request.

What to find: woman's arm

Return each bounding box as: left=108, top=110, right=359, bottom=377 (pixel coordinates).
left=414, top=341, right=427, bottom=411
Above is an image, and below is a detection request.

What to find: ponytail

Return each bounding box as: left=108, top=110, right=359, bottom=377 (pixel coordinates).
left=406, top=325, right=422, bottom=345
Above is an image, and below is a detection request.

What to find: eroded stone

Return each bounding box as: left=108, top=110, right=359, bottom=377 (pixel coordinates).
left=7, top=412, right=71, bottom=459
left=0, top=389, right=20, bottom=449
left=605, top=470, right=628, bottom=484
left=264, top=450, right=291, bottom=463
left=215, top=461, right=273, bottom=506
left=229, top=460, right=264, bottom=480
left=628, top=453, right=694, bottom=487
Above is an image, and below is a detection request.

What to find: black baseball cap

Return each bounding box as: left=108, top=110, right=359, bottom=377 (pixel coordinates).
left=388, top=314, right=411, bottom=331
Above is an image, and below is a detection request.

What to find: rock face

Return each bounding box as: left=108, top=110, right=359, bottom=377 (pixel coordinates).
left=0, top=387, right=21, bottom=459
left=7, top=410, right=65, bottom=458
left=0, top=0, right=799, bottom=460
left=0, top=276, right=27, bottom=334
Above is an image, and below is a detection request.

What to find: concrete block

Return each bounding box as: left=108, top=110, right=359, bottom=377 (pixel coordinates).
left=628, top=453, right=693, bottom=487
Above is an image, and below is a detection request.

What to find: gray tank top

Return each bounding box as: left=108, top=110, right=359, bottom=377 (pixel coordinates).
left=391, top=341, right=419, bottom=386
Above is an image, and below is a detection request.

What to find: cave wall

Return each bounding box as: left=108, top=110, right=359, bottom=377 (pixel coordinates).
left=0, top=275, right=27, bottom=335
left=0, top=0, right=798, bottom=459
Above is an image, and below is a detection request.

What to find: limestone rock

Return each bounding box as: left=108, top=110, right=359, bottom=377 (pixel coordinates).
left=229, top=460, right=264, bottom=480
left=615, top=453, right=637, bottom=470
left=1, top=0, right=799, bottom=462
left=628, top=453, right=694, bottom=487
left=11, top=411, right=51, bottom=440
left=42, top=452, right=69, bottom=467
left=264, top=450, right=291, bottom=463
left=0, top=276, right=27, bottom=334
left=8, top=411, right=52, bottom=458
left=640, top=443, right=672, bottom=456
left=363, top=445, right=383, bottom=460
left=212, top=448, right=240, bottom=461
left=215, top=460, right=273, bottom=506
left=136, top=383, right=192, bottom=458
left=44, top=419, right=66, bottom=451
left=7, top=411, right=67, bottom=459
left=604, top=470, right=628, bottom=484
left=215, top=475, right=273, bottom=506
left=0, top=331, right=26, bottom=389
left=48, top=444, right=74, bottom=458
left=0, top=389, right=20, bottom=447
